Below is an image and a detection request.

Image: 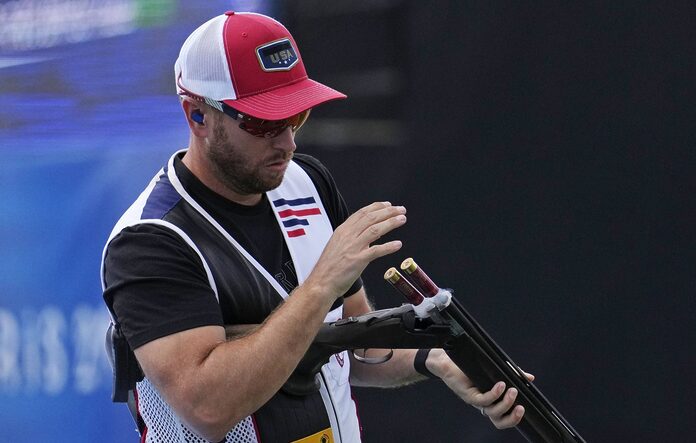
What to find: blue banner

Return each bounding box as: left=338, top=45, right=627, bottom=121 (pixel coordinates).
left=0, top=1, right=275, bottom=441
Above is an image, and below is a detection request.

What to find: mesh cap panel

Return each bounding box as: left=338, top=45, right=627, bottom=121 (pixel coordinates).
left=175, top=15, right=236, bottom=101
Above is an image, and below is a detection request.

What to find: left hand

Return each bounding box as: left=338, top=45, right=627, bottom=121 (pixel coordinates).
left=427, top=349, right=535, bottom=429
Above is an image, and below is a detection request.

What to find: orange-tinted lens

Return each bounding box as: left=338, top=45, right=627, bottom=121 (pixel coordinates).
left=239, top=109, right=310, bottom=138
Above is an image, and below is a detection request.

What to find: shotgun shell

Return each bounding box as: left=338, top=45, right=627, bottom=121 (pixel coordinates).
left=384, top=267, right=425, bottom=305
left=400, top=258, right=439, bottom=297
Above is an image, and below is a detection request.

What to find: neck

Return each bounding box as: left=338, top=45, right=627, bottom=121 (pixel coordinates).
left=182, top=147, right=264, bottom=206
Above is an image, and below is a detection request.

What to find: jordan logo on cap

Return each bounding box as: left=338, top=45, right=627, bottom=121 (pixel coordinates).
left=256, top=39, right=299, bottom=72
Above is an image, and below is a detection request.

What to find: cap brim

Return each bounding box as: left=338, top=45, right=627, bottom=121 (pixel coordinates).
left=221, top=78, right=346, bottom=120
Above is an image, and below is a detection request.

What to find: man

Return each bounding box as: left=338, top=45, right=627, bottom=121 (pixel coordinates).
left=102, top=11, right=529, bottom=442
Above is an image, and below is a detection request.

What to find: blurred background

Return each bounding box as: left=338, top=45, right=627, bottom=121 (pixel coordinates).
left=1, top=1, right=693, bottom=442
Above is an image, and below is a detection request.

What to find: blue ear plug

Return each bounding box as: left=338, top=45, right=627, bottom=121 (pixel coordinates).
left=191, top=111, right=204, bottom=124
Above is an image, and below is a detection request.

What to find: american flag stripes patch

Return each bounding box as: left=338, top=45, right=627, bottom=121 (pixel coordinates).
left=272, top=196, right=322, bottom=238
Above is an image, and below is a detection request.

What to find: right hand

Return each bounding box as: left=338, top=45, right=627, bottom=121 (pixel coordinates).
left=306, top=201, right=407, bottom=298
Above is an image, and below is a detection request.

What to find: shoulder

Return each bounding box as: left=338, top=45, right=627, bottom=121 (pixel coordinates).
left=104, top=222, right=206, bottom=280
left=103, top=223, right=215, bottom=312
left=106, top=222, right=194, bottom=256
left=293, top=153, right=336, bottom=188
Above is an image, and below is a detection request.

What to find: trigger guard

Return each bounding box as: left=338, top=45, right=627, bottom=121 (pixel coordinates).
left=352, top=348, right=394, bottom=364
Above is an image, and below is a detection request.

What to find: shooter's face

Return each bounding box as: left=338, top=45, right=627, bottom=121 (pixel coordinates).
left=205, top=111, right=297, bottom=196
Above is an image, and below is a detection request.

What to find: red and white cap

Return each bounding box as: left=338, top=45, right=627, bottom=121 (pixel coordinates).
left=175, top=11, right=346, bottom=120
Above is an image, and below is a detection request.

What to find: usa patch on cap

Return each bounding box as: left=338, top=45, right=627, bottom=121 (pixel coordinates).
left=256, top=38, right=299, bottom=72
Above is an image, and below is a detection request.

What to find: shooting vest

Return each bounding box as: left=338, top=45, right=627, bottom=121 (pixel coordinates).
left=101, top=150, right=360, bottom=443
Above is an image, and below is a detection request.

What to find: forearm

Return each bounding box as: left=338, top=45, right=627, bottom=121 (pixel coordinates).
left=139, top=282, right=334, bottom=441
left=205, top=288, right=330, bottom=405
left=349, top=348, right=428, bottom=388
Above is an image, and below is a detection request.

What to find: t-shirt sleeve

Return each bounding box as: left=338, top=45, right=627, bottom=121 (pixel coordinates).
left=294, top=154, right=364, bottom=297
left=103, top=223, right=224, bottom=350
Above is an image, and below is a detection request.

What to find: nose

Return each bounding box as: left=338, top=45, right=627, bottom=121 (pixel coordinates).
left=270, top=126, right=296, bottom=154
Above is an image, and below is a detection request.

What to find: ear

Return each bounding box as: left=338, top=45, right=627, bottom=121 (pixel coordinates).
left=181, top=99, right=210, bottom=137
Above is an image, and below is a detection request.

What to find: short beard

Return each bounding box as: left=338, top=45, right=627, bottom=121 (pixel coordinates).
left=205, top=120, right=285, bottom=196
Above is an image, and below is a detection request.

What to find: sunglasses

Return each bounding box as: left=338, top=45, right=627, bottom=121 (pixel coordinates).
left=177, top=77, right=309, bottom=138
left=219, top=103, right=310, bottom=138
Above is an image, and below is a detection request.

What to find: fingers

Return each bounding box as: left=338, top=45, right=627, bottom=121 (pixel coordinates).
left=489, top=404, right=525, bottom=429
left=483, top=387, right=526, bottom=430
left=351, top=202, right=407, bottom=239
left=436, top=355, right=527, bottom=431
left=342, top=201, right=407, bottom=260
left=342, top=201, right=394, bottom=230
left=362, top=206, right=406, bottom=250
left=364, top=239, right=404, bottom=261
left=471, top=381, right=506, bottom=407
left=484, top=387, right=517, bottom=417
left=307, top=201, right=407, bottom=298
left=438, top=354, right=533, bottom=431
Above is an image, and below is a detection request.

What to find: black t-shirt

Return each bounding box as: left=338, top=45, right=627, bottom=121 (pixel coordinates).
left=103, top=153, right=362, bottom=350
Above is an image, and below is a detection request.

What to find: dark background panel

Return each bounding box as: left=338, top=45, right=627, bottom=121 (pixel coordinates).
left=290, top=1, right=695, bottom=441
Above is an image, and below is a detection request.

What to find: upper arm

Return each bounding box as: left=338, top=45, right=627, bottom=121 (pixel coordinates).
left=342, top=287, right=374, bottom=318
left=103, top=224, right=223, bottom=350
